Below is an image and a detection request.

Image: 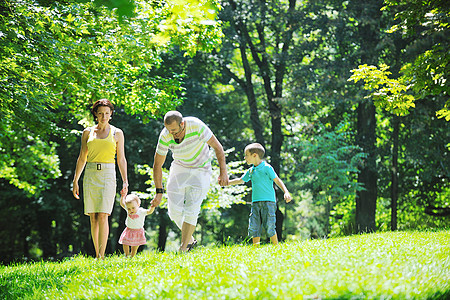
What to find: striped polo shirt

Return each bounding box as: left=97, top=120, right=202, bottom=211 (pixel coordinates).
left=156, top=117, right=213, bottom=168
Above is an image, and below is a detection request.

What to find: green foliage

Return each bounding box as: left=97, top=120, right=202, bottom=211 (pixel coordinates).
left=349, top=59, right=450, bottom=120
left=92, top=0, right=136, bottom=20
left=401, top=52, right=450, bottom=121
left=398, top=188, right=450, bottom=230
left=293, top=119, right=366, bottom=236
left=373, top=99, right=449, bottom=233
left=281, top=116, right=367, bottom=238
left=0, top=121, right=61, bottom=196
left=1, top=0, right=449, bottom=264
left=382, top=0, right=449, bottom=37
left=289, top=191, right=329, bottom=239
left=370, top=0, right=450, bottom=120
left=300, top=121, right=365, bottom=201
left=0, top=0, right=223, bottom=195
left=348, top=64, right=416, bottom=116
left=148, top=0, right=224, bottom=56
left=1, top=231, right=449, bottom=299
left=376, top=189, right=450, bottom=233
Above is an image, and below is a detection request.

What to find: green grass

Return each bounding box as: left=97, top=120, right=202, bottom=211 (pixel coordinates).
left=1, top=231, right=449, bottom=299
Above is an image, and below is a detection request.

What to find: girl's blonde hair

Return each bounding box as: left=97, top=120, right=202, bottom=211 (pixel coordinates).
left=124, top=194, right=141, bottom=206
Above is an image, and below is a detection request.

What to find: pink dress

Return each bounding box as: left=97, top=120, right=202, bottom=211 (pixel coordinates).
left=119, top=208, right=147, bottom=246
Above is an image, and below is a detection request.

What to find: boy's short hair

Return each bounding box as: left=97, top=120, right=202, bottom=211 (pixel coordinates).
left=245, top=143, right=265, bottom=159
left=125, top=194, right=141, bottom=206
left=164, top=111, right=183, bottom=125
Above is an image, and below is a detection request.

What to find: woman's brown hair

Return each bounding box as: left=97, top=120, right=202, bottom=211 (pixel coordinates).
left=91, top=99, right=114, bottom=121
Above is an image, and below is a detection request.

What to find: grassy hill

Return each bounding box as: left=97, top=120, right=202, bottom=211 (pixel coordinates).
left=1, top=230, right=449, bottom=299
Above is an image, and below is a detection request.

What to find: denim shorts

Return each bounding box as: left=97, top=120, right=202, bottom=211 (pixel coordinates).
left=248, top=201, right=277, bottom=238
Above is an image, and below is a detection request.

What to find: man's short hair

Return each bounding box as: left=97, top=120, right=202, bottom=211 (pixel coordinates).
left=245, top=143, right=265, bottom=159
left=164, top=111, right=183, bottom=125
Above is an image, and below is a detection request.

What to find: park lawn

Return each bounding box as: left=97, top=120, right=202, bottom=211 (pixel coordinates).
left=1, top=231, right=449, bottom=299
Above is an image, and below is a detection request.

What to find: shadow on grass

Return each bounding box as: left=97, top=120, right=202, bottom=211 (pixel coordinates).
left=425, top=290, right=450, bottom=300
left=321, top=289, right=450, bottom=300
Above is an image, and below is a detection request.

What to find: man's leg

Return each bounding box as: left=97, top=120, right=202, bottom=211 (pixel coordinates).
left=168, top=204, right=184, bottom=230
left=181, top=169, right=211, bottom=252
left=181, top=187, right=203, bottom=252
left=167, top=165, right=187, bottom=230
left=180, top=222, right=196, bottom=252
left=252, top=237, right=261, bottom=247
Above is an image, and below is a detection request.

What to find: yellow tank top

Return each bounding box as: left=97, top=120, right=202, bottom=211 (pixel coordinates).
left=86, top=125, right=117, bottom=163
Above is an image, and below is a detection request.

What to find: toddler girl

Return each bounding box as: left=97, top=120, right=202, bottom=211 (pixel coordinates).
left=119, top=193, right=155, bottom=257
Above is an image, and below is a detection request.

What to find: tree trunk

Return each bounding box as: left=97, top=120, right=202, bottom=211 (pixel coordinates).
left=23, top=226, right=31, bottom=262
left=226, top=0, right=297, bottom=241
left=38, top=210, right=57, bottom=259
left=356, top=102, right=377, bottom=233
left=391, top=116, right=399, bottom=231
left=269, top=99, right=284, bottom=240
left=239, top=42, right=265, bottom=145
left=354, top=0, right=383, bottom=233
left=325, top=196, right=331, bottom=237
left=157, top=208, right=169, bottom=251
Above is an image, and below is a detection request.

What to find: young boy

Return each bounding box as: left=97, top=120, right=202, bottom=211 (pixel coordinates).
left=227, top=143, right=292, bottom=246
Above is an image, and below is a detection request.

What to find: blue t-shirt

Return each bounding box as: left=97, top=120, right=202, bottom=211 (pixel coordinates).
left=242, top=161, right=278, bottom=202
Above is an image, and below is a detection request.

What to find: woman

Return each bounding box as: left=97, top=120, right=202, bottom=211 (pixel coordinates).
left=72, top=99, right=128, bottom=259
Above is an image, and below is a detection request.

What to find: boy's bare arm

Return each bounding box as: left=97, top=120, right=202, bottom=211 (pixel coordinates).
left=227, top=178, right=244, bottom=186
left=273, top=177, right=292, bottom=203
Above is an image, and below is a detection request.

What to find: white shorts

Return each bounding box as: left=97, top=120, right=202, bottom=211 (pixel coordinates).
left=167, top=163, right=212, bottom=227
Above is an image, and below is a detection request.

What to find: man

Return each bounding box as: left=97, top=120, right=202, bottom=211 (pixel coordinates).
left=151, top=111, right=229, bottom=252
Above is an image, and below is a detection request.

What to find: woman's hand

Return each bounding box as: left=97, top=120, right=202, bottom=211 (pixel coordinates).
left=72, top=181, right=80, bottom=199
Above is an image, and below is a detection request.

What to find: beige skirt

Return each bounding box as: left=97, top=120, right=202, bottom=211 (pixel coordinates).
left=83, top=163, right=116, bottom=215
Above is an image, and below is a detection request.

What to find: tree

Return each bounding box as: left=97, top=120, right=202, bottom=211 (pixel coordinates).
left=0, top=0, right=223, bottom=195
left=299, top=0, right=386, bottom=233
left=349, top=0, right=384, bottom=233
left=294, top=119, right=366, bottom=236
left=349, top=0, right=449, bottom=120
left=348, top=0, right=450, bottom=226
left=0, top=0, right=224, bottom=261
left=210, top=0, right=319, bottom=240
